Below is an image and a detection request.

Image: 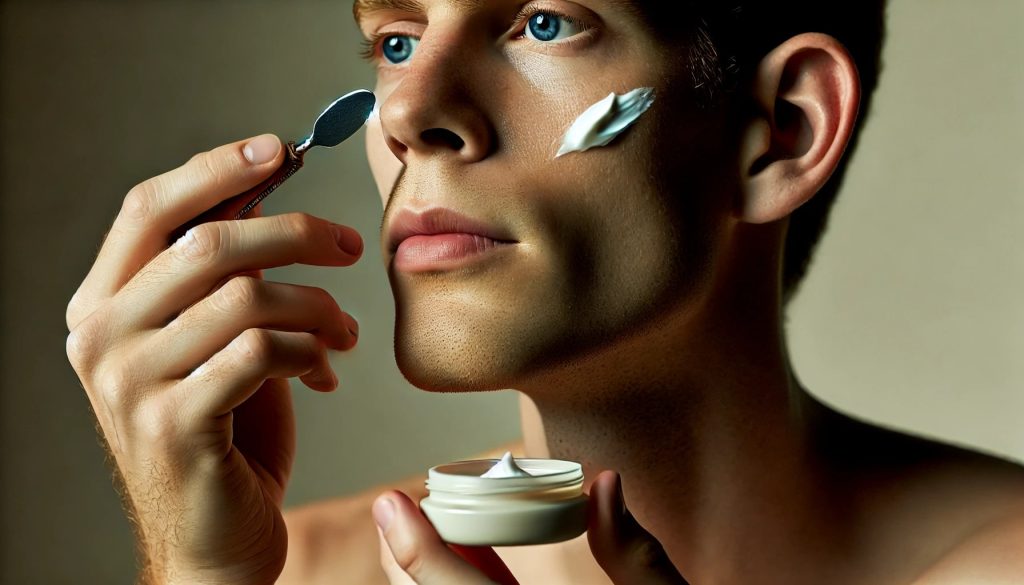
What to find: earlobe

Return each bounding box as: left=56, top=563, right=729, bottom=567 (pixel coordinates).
left=737, top=32, right=861, bottom=224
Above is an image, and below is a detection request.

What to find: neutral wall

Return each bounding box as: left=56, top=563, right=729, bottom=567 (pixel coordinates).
left=1, top=1, right=1020, bottom=583
left=787, top=0, right=1024, bottom=457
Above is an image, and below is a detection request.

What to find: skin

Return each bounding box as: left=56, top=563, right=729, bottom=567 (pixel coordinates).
left=65, top=0, right=1024, bottom=584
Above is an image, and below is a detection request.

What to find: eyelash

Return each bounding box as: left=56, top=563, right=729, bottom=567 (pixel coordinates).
left=511, top=5, right=591, bottom=40
left=359, top=34, right=387, bottom=62
left=359, top=5, right=590, bottom=63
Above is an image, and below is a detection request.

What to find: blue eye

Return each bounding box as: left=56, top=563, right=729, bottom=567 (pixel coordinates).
left=525, top=12, right=582, bottom=42
left=382, top=35, right=419, bottom=64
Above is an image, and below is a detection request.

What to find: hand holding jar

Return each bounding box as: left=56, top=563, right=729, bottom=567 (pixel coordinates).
left=372, top=454, right=690, bottom=585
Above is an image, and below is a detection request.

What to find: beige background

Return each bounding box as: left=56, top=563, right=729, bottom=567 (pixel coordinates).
left=1, top=1, right=1020, bottom=583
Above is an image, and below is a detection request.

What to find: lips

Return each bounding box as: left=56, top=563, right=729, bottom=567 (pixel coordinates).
left=386, top=207, right=517, bottom=272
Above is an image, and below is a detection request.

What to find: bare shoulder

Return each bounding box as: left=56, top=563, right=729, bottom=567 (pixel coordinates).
left=816, top=405, right=1024, bottom=583
left=886, top=432, right=1024, bottom=584
left=911, top=502, right=1024, bottom=584
left=277, top=473, right=427, bottom=585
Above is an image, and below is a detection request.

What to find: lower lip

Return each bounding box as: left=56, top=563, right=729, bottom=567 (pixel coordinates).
left=393, top=233, right=513, bottom=272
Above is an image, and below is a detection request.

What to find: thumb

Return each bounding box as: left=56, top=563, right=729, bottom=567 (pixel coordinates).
left=373, top=491, right=518, bottom=585
left=587, top=471, right=691, bottom=585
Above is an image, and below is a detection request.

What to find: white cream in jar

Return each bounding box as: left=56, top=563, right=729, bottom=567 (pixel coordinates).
left=420, top=452, right=588, bottom=546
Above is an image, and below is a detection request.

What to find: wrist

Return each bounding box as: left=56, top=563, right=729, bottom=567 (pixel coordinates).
left=138, top=563, right=281, bottom=585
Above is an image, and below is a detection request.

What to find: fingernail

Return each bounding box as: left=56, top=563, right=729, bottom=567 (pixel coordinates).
left=345, top=314, right=359, bottom=340
left=373, top=496, right=396, bottom=532
left=332, top=223, right=363, bottom=256
left=243, top=134, right=281, bottom=165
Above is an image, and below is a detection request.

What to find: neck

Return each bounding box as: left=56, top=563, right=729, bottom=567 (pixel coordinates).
left=514, top=224, right=845, bottom=581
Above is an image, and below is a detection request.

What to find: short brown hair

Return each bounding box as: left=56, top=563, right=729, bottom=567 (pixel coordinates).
left=648, top=2, right=887, bottom=302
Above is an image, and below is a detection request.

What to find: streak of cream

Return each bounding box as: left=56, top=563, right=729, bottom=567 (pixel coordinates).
left=556, top=87, right=655, bottom=157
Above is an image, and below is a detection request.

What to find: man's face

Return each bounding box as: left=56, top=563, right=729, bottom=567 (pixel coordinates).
left=357, top=0, right=736, bottom=391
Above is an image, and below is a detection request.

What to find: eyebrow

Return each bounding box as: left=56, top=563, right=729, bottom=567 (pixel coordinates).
left=353, top=0, right=418, bottom=24
left=353, top=0, right=486, bottom=24
left=352, top=0, right=654, bottom=30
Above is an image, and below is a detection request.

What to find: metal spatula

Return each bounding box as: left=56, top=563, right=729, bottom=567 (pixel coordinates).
left=173, top=89, right=376, bottom=242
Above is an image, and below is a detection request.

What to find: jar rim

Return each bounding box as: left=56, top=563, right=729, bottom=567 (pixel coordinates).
left=426, top=458, right=583, bottom=495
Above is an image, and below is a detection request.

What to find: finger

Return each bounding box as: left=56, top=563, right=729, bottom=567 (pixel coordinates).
left=111, top=212, right=363, bottom=329
left=374, top=491, right=510, bottom=585
left=378, top=532, right=520, bottom=585
left=179, top=329, right=335, bottom=418
left=448, top=544, right=520, bottom=585
left=378, top=528, right=419, bottom=585
left=69, top=134, right=285, bottom=329
left=588, top=471, right=690, bottom=585
left=150, top=276, right=357, bottom=378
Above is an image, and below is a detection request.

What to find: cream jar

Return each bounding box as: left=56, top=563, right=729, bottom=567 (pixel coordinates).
left=420, top=455, right=588, bottom=546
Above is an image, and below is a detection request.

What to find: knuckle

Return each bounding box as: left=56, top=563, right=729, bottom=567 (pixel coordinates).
left=65, top=314, right=104, bottom=373
left=309, top=286, right=338, bottom=313
left=65, top=327, right=92, bottom=372
left=294, top=334, right=323, bottom=368
left=188, top=150, right=223, bottom=185
left=283, top=212, right=319, bottom=241
left=391, top=542, right=427, bottom=577
left=133, top=397, right=184, bottom=447
left=122, top=181, right=160, bottom=226
left=214, top=276, right=263, bottom=314
left=234, top=328, right=275, bottom=363
left=176, top=222, right=224, bottom=265
left=95, top=362, right=141, bottom=416
left=65, top=288, right=88, bottom=331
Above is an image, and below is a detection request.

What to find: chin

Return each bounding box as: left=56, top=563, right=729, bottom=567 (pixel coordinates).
left=390, top=298, right=525, bottom=393
left=386, top=258, right=563, bottom=393
left=393, top=331, right=514, bottom=393
left=390, top=284, right=584, bottom=393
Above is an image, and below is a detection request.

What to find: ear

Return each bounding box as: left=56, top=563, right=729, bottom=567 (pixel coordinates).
left=737, top=33, right=861, bottom=224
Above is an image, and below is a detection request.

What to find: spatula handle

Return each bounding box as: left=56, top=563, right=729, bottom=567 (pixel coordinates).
left=169, top=141, right=305, bottom=244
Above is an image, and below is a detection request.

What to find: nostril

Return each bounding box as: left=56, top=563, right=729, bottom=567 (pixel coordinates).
left=420, top=128, right=465, bottom=151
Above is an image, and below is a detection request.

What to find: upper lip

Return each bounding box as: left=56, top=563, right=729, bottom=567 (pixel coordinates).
left=386, top=207, right=517, bottom=254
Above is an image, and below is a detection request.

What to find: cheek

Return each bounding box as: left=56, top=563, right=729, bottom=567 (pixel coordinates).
left=535, top=167, right=685, bottom=313
left=529, top=103, right=726, bottom=327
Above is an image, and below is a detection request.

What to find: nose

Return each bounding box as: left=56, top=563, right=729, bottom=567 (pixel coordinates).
left=378, top=31, right=495, bottom=166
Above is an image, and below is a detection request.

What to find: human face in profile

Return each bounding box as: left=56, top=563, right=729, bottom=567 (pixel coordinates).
left=357, top=0, right=737, bottom=393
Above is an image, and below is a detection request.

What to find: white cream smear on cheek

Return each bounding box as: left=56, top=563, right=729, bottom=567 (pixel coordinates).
left=556, top=87, right=656, bottom=157
left=480, top=451, right=533, bottom=478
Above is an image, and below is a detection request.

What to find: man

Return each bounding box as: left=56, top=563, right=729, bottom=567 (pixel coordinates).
left=65, top=1, right=1024, bottom=584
